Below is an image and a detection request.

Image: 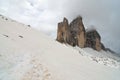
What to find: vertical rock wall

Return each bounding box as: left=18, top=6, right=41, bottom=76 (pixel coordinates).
left=69, top=16, right=86, bottom=47
left=85, top=30, right=102, bottom=51
left=56, top=18, right=69, bottom=43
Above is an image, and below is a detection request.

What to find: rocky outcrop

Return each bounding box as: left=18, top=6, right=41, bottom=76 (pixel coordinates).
left=85, top=29, right=101, bottom=51
left=56, top=16, right=86, bottom=47
left=56, top=16, right=106, bottom=51
left=69, top=16, right=86, bottom=47
left=85, top=28, right=106, bottom=51
left=56, top=18, right=70, bottom=43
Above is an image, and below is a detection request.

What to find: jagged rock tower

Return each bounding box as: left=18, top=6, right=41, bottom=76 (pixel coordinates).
left=56, top=17, right=70, bottom=43
left=56, top=16, right=105, bottom=51
left=69, top=16, right=86, bottom=47
left=85, top=29, right=101, bottom=51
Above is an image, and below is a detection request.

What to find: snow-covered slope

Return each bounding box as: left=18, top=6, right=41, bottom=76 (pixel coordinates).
left=0, top=15, right=120, bottom=80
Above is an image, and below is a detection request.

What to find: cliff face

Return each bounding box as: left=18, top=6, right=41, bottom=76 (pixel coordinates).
left=69, top=16, right=86, bottom=48
left=56, top=16, right=105, bottom=51
left=85, top=29, right=102, bottom=51
left=56, top=18, right=69, bottom=43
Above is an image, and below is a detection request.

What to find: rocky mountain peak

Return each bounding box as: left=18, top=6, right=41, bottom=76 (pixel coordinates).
left=56, top=16, right=106, bottom=51
left=63, top=17, right=68, bottom=23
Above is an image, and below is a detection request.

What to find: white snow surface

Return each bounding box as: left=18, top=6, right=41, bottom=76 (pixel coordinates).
left=0, top=15, right=120, bottom=80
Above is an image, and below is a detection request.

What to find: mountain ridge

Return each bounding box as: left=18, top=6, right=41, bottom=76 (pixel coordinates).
left=56, top=16, right=116, bottom=53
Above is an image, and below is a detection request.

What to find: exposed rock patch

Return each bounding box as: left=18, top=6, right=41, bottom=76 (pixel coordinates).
left=3, top=34, right=9, bottom=37
left=19, top=35, right=23, bottom=38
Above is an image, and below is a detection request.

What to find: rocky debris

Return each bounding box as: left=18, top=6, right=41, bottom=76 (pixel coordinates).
left=90, top=56, right=119, bottom=68
left=56, top=16, right=106, bottom=51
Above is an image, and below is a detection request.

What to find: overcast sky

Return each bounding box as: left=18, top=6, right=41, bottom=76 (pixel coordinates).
left=0, top=0, right=120, bottom=53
